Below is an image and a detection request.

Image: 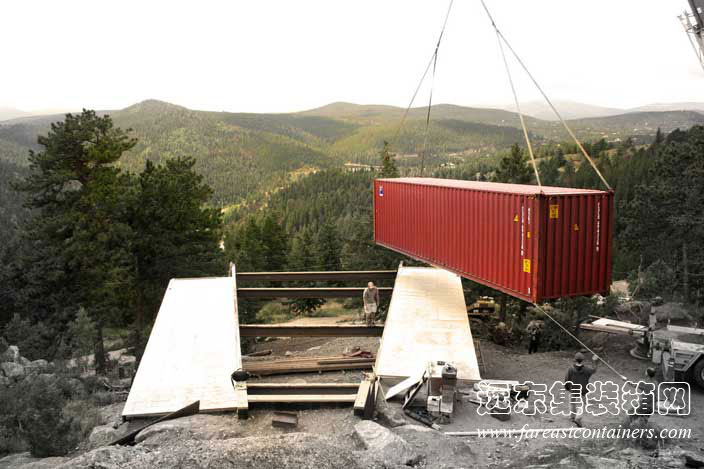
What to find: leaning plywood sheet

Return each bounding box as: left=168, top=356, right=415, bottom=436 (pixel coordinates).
left=375, top=266, right=481, bottom=384
left=122, top=277, right=243, bottom=418
left=591, top=318, right=647, bottom=331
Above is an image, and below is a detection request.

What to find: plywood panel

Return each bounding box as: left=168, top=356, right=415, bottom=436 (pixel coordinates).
left=122, top=277, right=242, bottom=418
left=375, top=266, right=481, bottom=384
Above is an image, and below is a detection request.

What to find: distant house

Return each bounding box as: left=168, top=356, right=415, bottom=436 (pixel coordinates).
left=344, top=163, right=381, bottom=172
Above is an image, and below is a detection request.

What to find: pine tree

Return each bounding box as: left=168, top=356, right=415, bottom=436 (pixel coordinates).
left=16, top=110, right=137, bottom=371
left=287, top=228, right=325, bottom=315
left=494, top=143, right=533, bottom=184
left=380, top=141, right=399, bottom=178
left=260, top=214, right=288, bottom=272
left=317, top=222, right=341, bottom=272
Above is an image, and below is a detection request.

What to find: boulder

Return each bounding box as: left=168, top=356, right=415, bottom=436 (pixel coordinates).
left=19, top=356, right=31, bottom=366
left=0, top=376, right=10, bottom=388
left=88, top=424, right=122, bottom=448
left=56, top=446, right=148, bottom=469
left=25, top=359, right=50, bottom=375
left=353, top=420, right=423, bottom=466
left=0, top=361, right=25, bottom=381
left=375, top=398, right=408, bottom=428
left=134, top=422, right=188, bottom=445
left=1, top=345, right=20, bottom=363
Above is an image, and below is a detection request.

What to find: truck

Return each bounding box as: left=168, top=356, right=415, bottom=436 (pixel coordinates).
left=580, top=318, right=704, bottom=388
left=650, top=325, right=704, bottom=388
left=468, top=296, right=496, bottom=317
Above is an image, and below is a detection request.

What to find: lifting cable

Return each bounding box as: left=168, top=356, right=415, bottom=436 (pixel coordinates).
left=490, top=17, right=541, bottom=187
left=420, top=0, right=454, bottom=176
left=480, top=0, right=612, bottom=192
left=393, top=0, right=454, bottom=171
left=532, top=303, right=628, bottom=382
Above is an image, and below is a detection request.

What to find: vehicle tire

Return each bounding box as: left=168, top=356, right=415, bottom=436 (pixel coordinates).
left=692, top=359, right=704, bottom=389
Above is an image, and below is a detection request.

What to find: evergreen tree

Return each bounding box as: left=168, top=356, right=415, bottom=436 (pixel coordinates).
left=317, top=222, right=341, bottom=272
left=287, top=228, right=325, bottom=315
left=260, top=214, right=288, bottom=271
left=379, top=141, right=399, bottom=178
left=494, top=143, right=533, bottom=184
left=130, top=156, right=225, bottom=336
left=15, top=110, right=137, bottom=370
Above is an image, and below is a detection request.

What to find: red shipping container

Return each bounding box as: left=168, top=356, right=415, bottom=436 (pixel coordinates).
left=373, top=178, right=614, bottom=303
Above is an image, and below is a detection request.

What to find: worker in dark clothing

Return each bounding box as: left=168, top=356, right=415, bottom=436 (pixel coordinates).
left=564, top=351, right=599, bottom=426
left=362, top=282, right=380, bottom=327
left=526, top=320, right=542, bottom=354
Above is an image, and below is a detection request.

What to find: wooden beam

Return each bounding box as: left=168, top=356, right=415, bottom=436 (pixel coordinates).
left=239, top=325, right=384, bottom=337
left=237, top=270, right=397, bottom=282
left=248, top=394, right=357, bottom=403
left=236, top=287, right=392, bottom=299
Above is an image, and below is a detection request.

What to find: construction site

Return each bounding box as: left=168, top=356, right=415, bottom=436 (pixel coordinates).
left=88, top=177, right=701, bottom=468
left=1, top=1, right=703, bottom=468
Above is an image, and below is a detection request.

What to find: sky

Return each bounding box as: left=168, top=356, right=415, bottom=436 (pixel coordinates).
left=1, top=0, right=702, bottom=114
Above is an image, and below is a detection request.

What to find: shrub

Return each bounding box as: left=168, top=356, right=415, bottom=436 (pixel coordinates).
left=2, top=314, right=56, bottom=361
left=255, top=302, right=290, bottom=324
left=13, top=378, right=83, bottom=457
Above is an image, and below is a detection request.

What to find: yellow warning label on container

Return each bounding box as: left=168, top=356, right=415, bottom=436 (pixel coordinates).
left=523, top=259, right=531, bottom=273
left=527, top=231, right=531, bottom=238
left=549, top=205, right=559, bottom=219
left=574, top=224, right=579, bottom=231
left=514, top=214, right=518, bottom=222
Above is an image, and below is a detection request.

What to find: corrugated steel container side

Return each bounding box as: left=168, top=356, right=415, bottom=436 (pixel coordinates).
left=373, top=179, right=613, bottom=303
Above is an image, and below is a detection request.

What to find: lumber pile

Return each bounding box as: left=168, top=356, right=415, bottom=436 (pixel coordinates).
left=243, top=355, right=375, bottom=376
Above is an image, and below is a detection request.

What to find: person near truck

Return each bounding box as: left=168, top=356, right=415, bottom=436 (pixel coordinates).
left=526, top=320, right=542, bottom=354
left=564, top=351, right=599, bottom=427
left=362, top=282, right=379, bottom=326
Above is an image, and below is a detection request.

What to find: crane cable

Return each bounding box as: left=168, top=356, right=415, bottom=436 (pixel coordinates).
left=532, top=303, right=628, bottom=381
left=393, top=0, right=454, bottom=167
left=480, top=0, right=612, bottom=192
left=490, top=16, right=541, bottom=187
left=420, top=0, right=454, bottom=177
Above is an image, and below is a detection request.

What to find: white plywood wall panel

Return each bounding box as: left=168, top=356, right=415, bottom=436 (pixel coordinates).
left=122, top=277, right=242, bottom=418
left=375, top=266, right=481, bottom=384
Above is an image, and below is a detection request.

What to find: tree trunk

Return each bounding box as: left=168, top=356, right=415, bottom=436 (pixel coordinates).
left=683, top=242, right=690, bottom=303
left=94, top=323, right=106, bottom=376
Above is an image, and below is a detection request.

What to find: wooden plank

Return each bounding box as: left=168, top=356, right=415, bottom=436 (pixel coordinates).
left=237, top=270, right=397, bottom=282
left=247, top=394, right=357, bottom=403
left=240, top=325, right=384, bottom=337
left=244, top=357, right=374, bottom=376
left=272, top=411, right=298, bottom=428
left=122, top=276, right=243, bottom=418
left=110, top=401, right=200, bottom=446
left=385, top=368, right=426, bottom=401
left=354, top=380, right=372, bottom=416
left=375, top=267, right=482, bottom=384
left=248, top=383, right=359, bottom=389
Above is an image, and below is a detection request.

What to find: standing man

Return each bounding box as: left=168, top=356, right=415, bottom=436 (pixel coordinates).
left=526, top=320, right=542, bottom=354
left=564, top=351, right=599, bottom=427
left=363, top=282, right=380, bottom=327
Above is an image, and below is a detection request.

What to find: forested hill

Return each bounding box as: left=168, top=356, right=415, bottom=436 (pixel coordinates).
left=1, top=99, right=703, bottom=206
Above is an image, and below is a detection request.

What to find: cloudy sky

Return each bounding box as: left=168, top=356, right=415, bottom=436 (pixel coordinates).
left=1, top=0, right=701, bottom=113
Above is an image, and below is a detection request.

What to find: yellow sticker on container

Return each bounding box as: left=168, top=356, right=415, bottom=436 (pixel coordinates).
left=549, top=204, right=559, bottom=219
left=527, top=231, right=531, bottom=238
left=513, top=214, right=518, bottom=222
left=523, top=259, right=531, bottom=273
left=574, top=224, right=579, bottom=231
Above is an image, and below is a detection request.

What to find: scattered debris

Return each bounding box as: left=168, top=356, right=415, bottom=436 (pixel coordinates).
left=243, top=355, right=374, bottom=376
left=272, top=411, right=298, bottom=429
